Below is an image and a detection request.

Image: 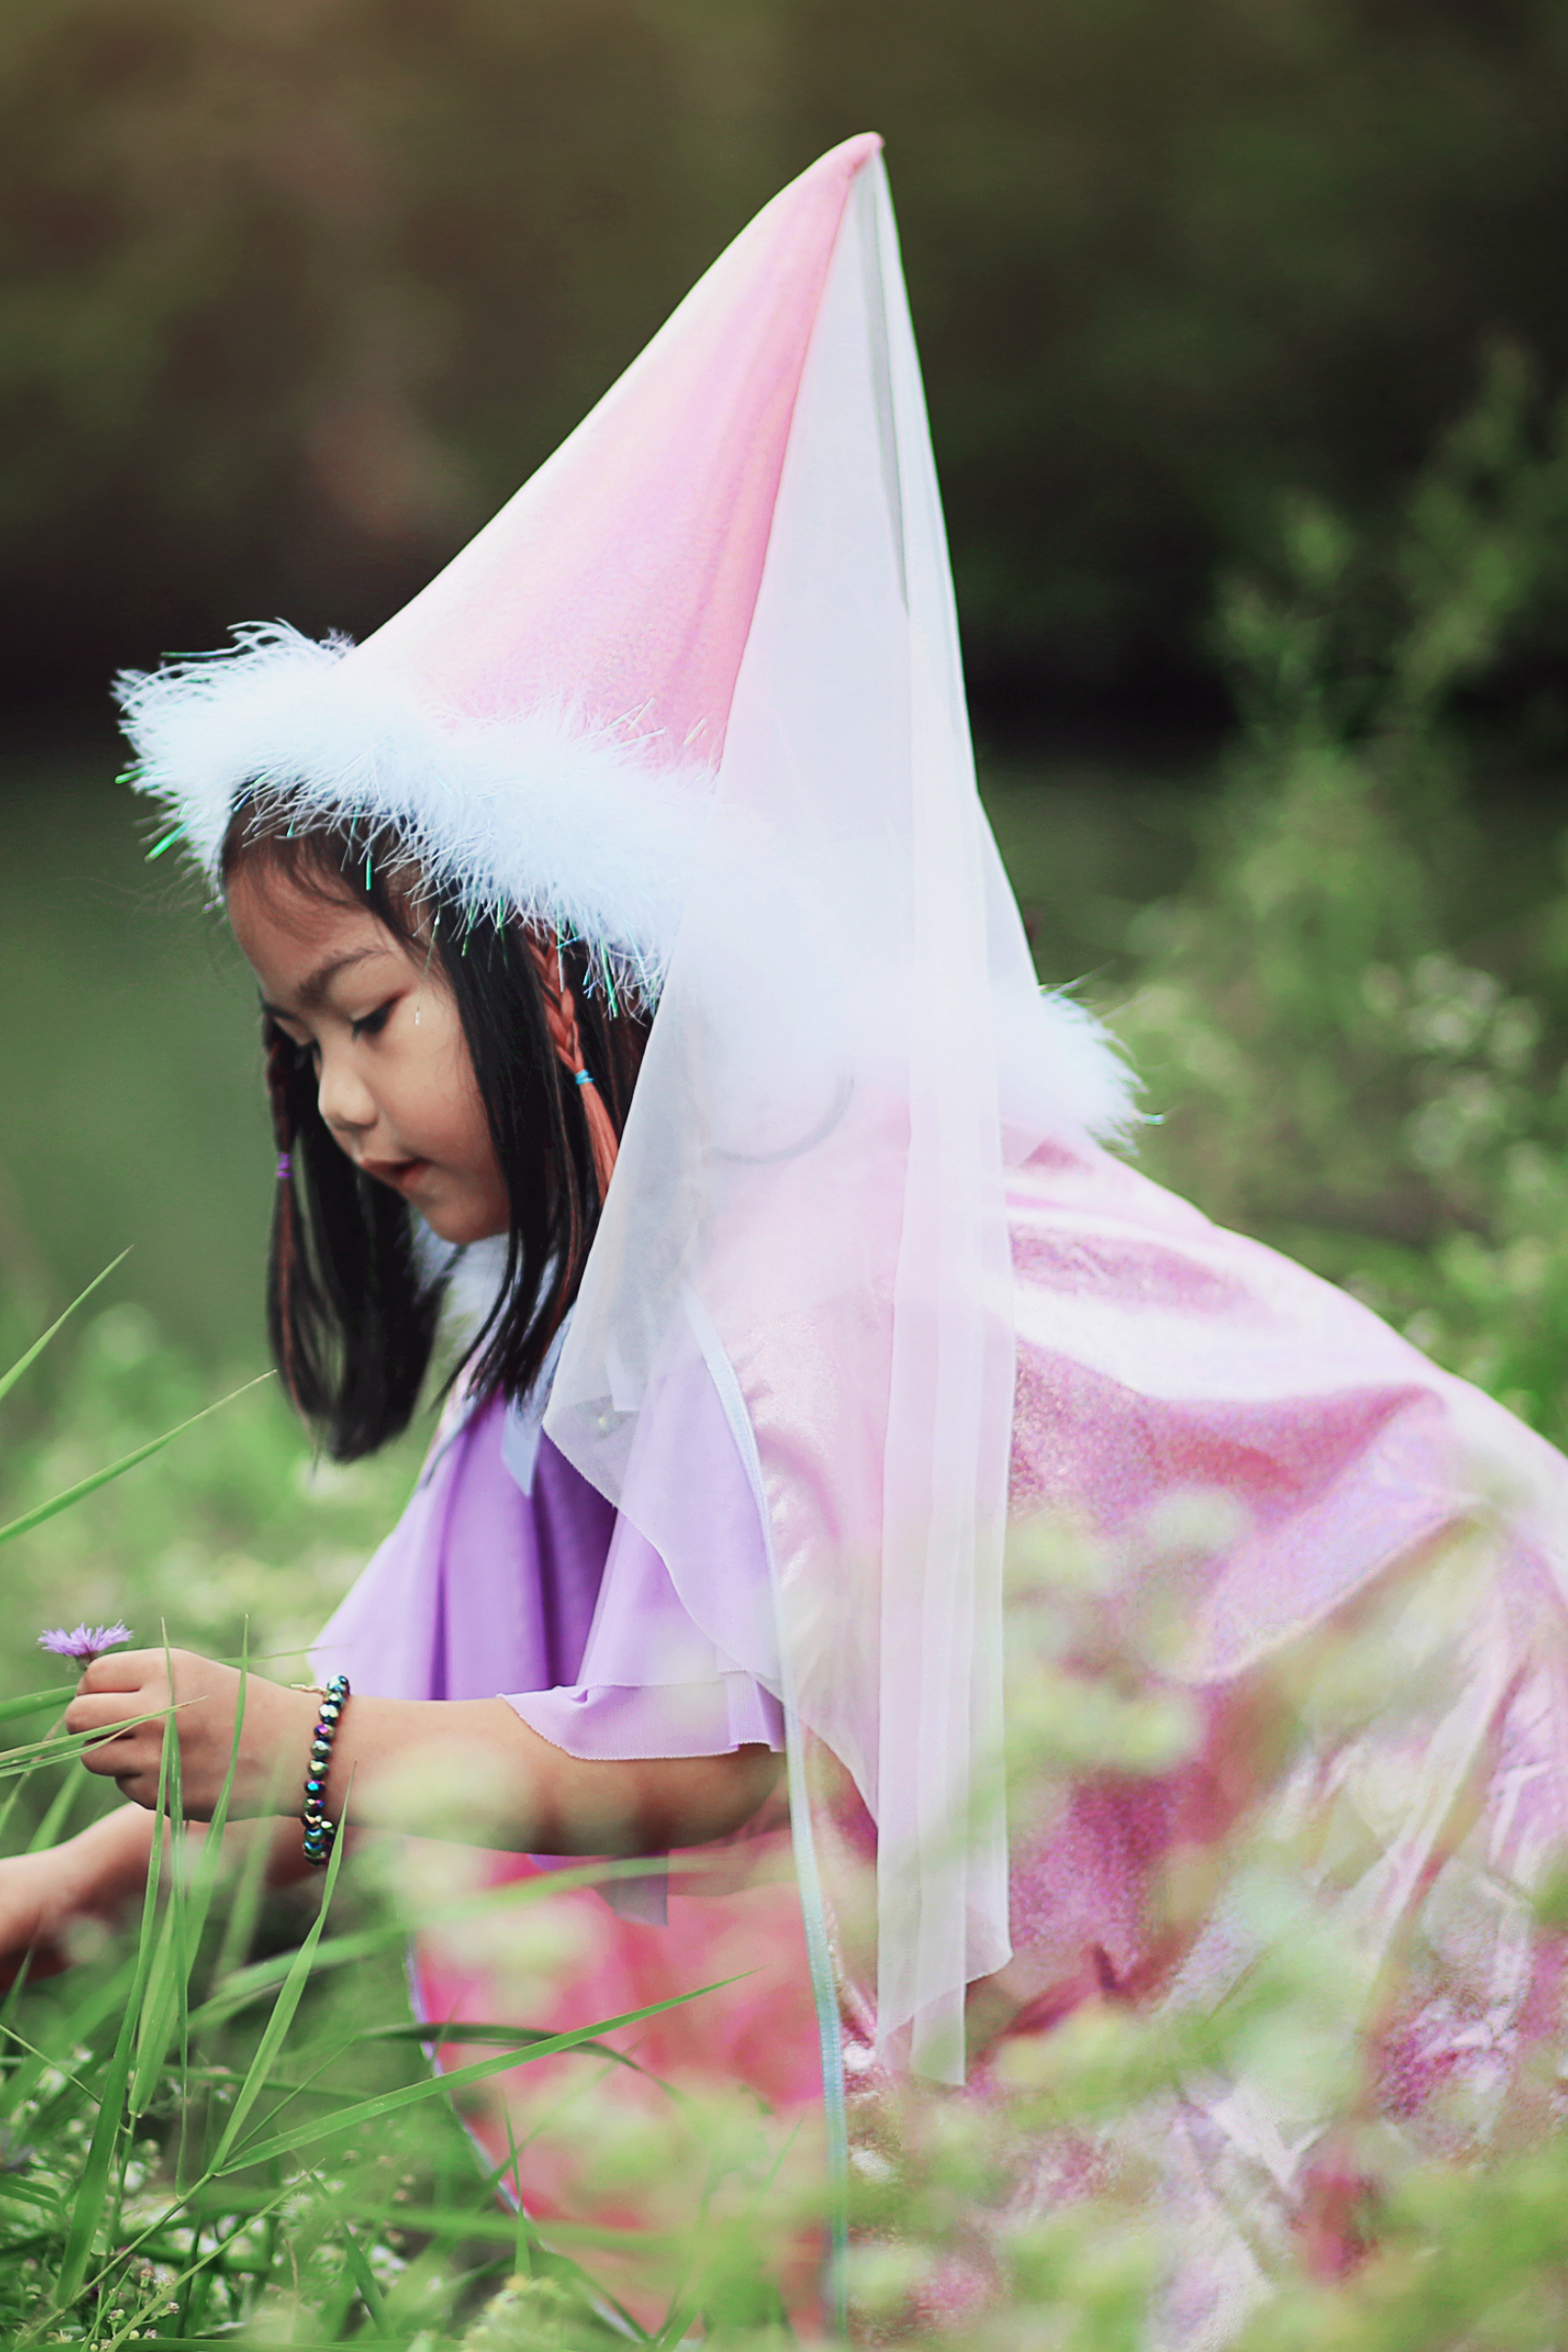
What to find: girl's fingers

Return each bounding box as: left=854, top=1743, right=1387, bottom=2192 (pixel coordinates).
left=77, top=1651, right=161, bottom=1694
left=64, top=1691, right=161, bottom=1737
left=82, top=1734, right=152, bottom=1778
left=64, top=1693, right=150, bottom=1731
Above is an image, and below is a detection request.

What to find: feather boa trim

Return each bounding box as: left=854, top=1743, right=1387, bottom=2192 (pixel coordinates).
left=116, top=623, right=710, bottom=1004
left=116, top=620, right=1138, bottom=1140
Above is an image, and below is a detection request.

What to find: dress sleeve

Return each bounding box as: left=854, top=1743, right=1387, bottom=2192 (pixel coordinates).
left=504, top=1486, right=784, bottom=1759
left=503, top=1357, right=785, bottom=1758
left=313, top=1381, right=783, bottom=1761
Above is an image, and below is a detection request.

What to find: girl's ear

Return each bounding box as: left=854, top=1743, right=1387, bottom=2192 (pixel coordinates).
left=527, top=937, right=620, bottom=1197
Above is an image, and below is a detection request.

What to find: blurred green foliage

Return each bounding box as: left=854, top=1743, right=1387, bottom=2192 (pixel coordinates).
left=6, top=0, right=1568, bottom=711
left=1112, top=347, right=1568, bottom=1446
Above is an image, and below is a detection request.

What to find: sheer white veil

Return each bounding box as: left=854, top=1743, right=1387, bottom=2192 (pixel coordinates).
left=547, top=159, right=1130, bottom=2078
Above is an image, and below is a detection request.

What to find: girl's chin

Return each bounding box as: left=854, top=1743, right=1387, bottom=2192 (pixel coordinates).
left=418, top=1199, right=512, bottom=1248
left=375, top=1160, right=511, bottom=1246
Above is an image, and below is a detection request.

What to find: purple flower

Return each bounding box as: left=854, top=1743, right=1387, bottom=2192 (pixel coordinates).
left=37, top=1622, right=132, bottom=1665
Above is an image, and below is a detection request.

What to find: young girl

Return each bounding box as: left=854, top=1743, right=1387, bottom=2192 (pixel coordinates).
left=7, top=132, right=1568, bottom=2338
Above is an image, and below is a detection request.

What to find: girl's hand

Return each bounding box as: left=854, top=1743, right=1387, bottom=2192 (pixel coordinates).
left=0, top=1849, right=82, bottom=1990
left=0, top=1808, right=156, bottom=1988
left=65, top=1650, right=318, bottom=1821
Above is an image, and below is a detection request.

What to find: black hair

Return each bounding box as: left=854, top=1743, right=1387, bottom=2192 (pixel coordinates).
left=222, top=809, right=648, bottom=1462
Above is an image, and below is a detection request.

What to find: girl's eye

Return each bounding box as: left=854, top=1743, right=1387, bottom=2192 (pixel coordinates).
left=351, top=1001, right=395, bottom=1041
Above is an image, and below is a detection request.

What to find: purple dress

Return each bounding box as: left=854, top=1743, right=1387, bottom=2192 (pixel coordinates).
left=309, top=1377, right=823, bottom=2317
left=313, top=1384, right=784, bottom=1766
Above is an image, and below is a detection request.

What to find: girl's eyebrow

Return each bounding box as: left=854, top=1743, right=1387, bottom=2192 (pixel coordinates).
left=260, top=946, right=386, bottom=1019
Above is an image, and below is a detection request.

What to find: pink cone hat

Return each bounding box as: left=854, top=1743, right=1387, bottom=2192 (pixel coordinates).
left=116, top=133, right=890, bottom=1002
left=354, top=129, right=886, bottom=759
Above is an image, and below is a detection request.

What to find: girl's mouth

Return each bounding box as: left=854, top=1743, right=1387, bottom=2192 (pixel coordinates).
left=362, top=1155, right=431, bottom=1193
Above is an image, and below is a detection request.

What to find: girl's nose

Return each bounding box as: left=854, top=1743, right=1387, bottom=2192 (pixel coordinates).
left=317, top=1047, right=377, bottom=1139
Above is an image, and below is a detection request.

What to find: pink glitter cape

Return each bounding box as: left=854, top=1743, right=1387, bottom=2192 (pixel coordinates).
left=392, top=1132, right=1568, bottom=2333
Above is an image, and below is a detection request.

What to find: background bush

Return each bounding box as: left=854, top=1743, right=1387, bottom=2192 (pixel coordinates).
left=1115, top=349, right=1568, bottom=1447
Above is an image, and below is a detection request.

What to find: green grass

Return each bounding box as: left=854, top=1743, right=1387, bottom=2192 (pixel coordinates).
left=0, top=1297, right=800, bottom=2348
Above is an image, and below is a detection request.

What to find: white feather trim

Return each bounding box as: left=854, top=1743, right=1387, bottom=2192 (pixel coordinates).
left=1016, top=987, right=1139, bottom=1148
left=116, top=621, right=1136, bottom=1141
left=116, top=623, right=711, bottom=1003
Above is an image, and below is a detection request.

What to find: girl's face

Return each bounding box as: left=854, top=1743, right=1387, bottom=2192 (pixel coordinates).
left=227, top=862, right=512, bottom=1246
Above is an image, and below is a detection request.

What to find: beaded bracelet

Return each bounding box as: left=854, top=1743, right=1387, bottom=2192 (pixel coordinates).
left=299, top=1672, right=350, bottom=1867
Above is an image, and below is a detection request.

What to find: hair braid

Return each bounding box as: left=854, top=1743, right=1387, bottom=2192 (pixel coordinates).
left=264, top=1021, right=306, bottom=1407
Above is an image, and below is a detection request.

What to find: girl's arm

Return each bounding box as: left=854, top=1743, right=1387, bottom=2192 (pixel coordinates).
left=64, top=1649, right=782, bottom=1855
left=0, top=1806, right=313, bottom=1991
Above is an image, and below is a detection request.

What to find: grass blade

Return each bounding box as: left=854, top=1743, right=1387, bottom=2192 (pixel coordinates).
left=0, top=1700, right=182, bottom=1781
left=185, top=1854, right=667, bottom=2034
left=0, top=1691, right=73, bottom=1848
left=356, top=2018, right=662, bottom=2081
left=202, top=1810, right=273, bottom=2005
left=361, top=2019, right=643, bottom=2047
left=0, top=1705, right=64, bottom=1849
left=172, top=1642, right=249, bottom=2154
left=0, top=1685, right=74, bottom=1729
left=25, top=1761, right=82, bottom=1853
left=502, top=2106, right=536, bottom=2279
left=335, top=2217, right=391, bottom=2335
left=130, top=1634, right=248, bottom=2120
left=51, top=1696, right=178, bottom=2310
left=334, top=2200, right=671, bottom=2253
left=0, top=1373, right=271, bottom=1547
left=207, top=1782, right=351, bottom=2170
left=126, top=1905, right=180, bottom=2121
left=0, top=1251, right=128, bottom=1409
left=127, top=1631, right=187, bottom=2123
left=219, top=1983, right=731, bottom=2175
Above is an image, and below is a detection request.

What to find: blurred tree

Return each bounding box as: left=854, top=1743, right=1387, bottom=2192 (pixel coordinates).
left=2, top=0, right=1568, bottom=725
left=791, top=0, right=1568, bottom=717
left=0, top=0, right=700, bottom=681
